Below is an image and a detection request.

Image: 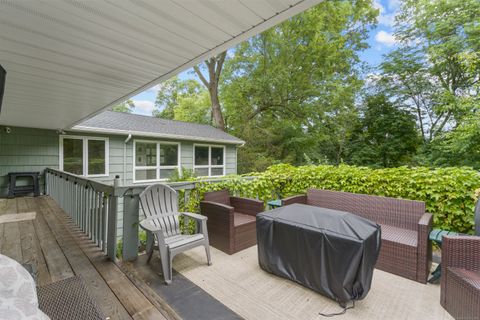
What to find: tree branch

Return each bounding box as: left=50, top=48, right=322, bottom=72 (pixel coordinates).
left=193, top=65, right=210, bottom=88
left=215, top=51, right=227, bottom=80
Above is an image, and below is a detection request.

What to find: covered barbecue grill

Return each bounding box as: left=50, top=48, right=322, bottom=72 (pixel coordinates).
left=257, top=203, right=381, bottom=304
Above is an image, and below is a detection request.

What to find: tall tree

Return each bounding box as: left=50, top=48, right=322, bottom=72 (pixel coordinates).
left=153, top=77, right=208, bottom=121
left=378, top=0, right=480, bottom=144
left=347, top=94, right=419, bottom=167
left=221, top=0, right=377, bottom=172
left=194, top=52, right=227, bottom=131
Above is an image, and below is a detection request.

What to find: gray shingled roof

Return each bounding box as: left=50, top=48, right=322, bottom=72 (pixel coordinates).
left=73, top=111, right=244, bottom=144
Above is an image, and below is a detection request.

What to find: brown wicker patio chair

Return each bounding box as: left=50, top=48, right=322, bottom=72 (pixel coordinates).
left=440, top=235, right=480, bottom=320
left=283, top=189, right=432, bottom=283
left=200, top=190, right=264, bottom=255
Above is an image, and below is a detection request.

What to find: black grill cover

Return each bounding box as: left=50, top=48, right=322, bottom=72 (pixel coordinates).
left=257, top=203, right=381, bottom=303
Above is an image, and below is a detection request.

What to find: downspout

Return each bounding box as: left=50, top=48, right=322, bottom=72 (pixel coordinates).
left=123, top=134, right=132, bottom=185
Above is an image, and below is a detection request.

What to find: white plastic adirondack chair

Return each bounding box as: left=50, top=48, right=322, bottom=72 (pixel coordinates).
left=139, top=184, right=211, bottom=284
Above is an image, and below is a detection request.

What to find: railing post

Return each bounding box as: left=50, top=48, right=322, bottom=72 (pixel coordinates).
left=122, top=194, right=140, bottom=261
left=106, top=194, right=118, bottom=261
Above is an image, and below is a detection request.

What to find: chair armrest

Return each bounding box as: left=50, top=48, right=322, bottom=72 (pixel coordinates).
left=200, top=201, right=234, bottom=213
left=418, top=212, right=433, bottom=237
left=416, top=212, right=433, bottom=283
left=182, top=212, right=207, bottom=221
left=230, top=196, right=264, bottom=216
left=442, top=235, right=480, bottom=271
left=200, top=201, right=234, bottom=234
left=282, top=194, right=307, bottom=206
left=200, top=201, right=234, bottom=222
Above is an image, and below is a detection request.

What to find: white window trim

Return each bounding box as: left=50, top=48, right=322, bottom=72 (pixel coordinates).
left=133, top=139, right=181, bottom=183
left=59, top=135, right=109, bottom=177
left=193, top=144, right=226, bottom=177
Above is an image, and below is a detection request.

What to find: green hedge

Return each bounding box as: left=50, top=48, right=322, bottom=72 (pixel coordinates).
left=185, top=164, right=480, bottom=234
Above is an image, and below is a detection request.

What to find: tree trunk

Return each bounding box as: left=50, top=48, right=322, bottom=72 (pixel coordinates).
left=194, top=52, right=227, bottom=131
left=209, top=85, right=225, bottom=130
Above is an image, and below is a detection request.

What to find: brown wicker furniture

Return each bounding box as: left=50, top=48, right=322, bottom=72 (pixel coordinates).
left=200, top=190, right=264, bottom=255
left=440, top=235, right=480, bottom=320
left=283, top=189, right=432, bottom=283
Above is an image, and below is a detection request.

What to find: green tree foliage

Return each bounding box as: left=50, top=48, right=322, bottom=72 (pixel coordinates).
left=173, top=90, right=211, bottom=124
left=221, top=0, right=378, bottom=172
left=153, top=77, right=211, bottom=124
left=112, top=99, right=134, bottom=113
left=347, top=94, right=419, bottom=167
left=378, top=0, right=480, bottom=144
left=429, top=52, right=480, bottom=167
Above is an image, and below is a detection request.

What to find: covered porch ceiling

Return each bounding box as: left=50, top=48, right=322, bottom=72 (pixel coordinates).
left=0, top=0, right=322, bottom=130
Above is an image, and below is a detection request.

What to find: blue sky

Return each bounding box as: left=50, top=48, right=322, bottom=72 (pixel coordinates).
left=129, top=0, right=399, bottom=116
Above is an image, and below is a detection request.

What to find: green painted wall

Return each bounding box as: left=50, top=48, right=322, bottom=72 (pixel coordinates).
left=0, top=126, right=59, bottom=197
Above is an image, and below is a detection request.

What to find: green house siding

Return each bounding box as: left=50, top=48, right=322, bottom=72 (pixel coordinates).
left=0, top=127, right=59, bottom=197
left=0, top=126, right=239, bottom=239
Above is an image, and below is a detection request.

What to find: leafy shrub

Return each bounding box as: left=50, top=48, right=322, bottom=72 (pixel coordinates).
left=186, top=164, right=480, bottom=233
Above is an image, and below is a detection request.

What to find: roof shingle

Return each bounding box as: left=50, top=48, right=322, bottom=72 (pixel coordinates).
left=73, top=111, right=244, bottom=144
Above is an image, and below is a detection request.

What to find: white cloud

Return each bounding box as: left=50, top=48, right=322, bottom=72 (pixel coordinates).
left=373, top=0, right=384, bottom=12
left=146, top=84, right=160, bottom=93
left=387, top=0, right=401, bottom=11
left=373, top=0, right=397, bottom=27
left=375, top=30, right=398, bottom=47
left=132, top=100, right=155, bottom=116
left=378, top=13, right=396, bottom=27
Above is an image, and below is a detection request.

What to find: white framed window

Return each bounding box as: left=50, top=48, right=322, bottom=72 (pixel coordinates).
left=59, top=135, right=109, bottom=177
left=193, top=144, right=225, bottom=177
left=133, top=140, right=181, bottom=183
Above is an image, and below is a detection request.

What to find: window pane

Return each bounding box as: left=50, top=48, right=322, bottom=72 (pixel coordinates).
left=136, top=142, right=156, bottom=166
left=135, top=169, right=156, bottom=181
left=63, top=138, right=83, bottom=175
left=195, top=168, right=209, bottom=177
left=160, top=168, right=176, bottom=180
left=194, top=146, right=209, bottom=165
left=160, top=144, right=178, bottom=166
left=88, top=140, right=105, bottom=175
left=211, top=147, right=224, bottom=165
left=211, top=167, right=224, bottom=176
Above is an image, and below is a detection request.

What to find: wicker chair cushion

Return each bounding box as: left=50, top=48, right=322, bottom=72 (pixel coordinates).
left=449, top=267, right=480, bottom=289
left=234, top=212, right=255, bottom=227
left=380, top=224, right=417, bottom=247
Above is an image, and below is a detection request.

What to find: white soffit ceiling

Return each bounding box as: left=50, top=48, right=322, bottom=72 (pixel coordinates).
left=0, top=0, right=322, bottom=130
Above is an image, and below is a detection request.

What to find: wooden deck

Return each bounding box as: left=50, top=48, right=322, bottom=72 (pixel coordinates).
left=0, top=196, right=457, bottom=320
left=0, top=196, right=178, bottom=320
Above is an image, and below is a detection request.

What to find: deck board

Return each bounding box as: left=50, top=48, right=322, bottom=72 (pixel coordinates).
left=39, top=197, right=133, bottom=320
left=0, top=196, right=176, bottom=320
left=28, top=197, right=74, bottom=282
left=1, top=198, right=22, bottom=262
left=44, top=197, right=170, bottom=320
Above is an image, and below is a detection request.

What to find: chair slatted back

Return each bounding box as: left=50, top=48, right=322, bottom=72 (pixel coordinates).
left=139, top=184, right=181, bottom=237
